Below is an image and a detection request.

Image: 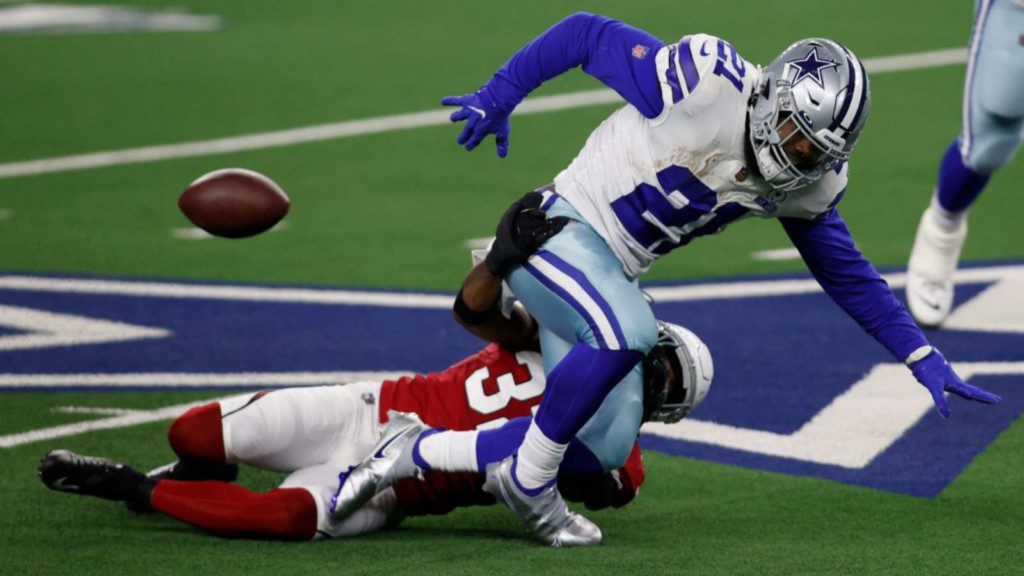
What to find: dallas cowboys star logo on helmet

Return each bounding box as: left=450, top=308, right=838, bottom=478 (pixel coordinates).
left=788, top=47, right=838, bottom=88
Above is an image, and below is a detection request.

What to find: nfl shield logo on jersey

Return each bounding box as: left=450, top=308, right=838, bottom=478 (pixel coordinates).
left=631, top=44, right=649, bottom=59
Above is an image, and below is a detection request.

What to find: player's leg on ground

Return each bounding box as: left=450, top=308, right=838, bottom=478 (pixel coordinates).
left=282, top=465, right=401, bottom=539
left=131, top=464, right=397, bottom=540
left=907, top=0, right=1024, bottom=326
left=172, top=383, right=382, bottom=473
left=150, top=480, right=320, bottom=540
left=37, top=440, right=391, bottom=539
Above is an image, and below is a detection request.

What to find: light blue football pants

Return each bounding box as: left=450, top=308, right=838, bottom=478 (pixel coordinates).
left=960, top=0, right=1024, bottom=172
left=505, top=193, right=658, bottom=470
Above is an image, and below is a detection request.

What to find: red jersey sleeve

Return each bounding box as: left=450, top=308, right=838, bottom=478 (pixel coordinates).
left=379, top=344, right=546, bottom=430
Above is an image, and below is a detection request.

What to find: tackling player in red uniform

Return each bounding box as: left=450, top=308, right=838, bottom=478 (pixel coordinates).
left=36, top=262, right=712, bottom=541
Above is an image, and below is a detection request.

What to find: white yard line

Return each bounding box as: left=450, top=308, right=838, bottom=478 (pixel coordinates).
left=0, top=47, right=967, bottom=180
left=461, top=237, right=494, bottom=250
left=170, top=227, right=215, bottom=240
left=170, top=220, right=288, bottom=240
left=2, top=263, right=1017, bottom=310
left=0, top=371, right=410, bottom=389
left=0, top=275, right=453, bottom=308
left=51, top=406, right=142, bottom=416
left=750, top=247, right=802, bottom=262
left=0, top=398, right=222, bottom=449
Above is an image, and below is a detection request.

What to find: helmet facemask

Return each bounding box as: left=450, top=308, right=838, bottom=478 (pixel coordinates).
left=748, top=39, right=869, bottom=192
left=643, top=321, right=713, bottom=424
left=750, top=84, right=845, bottom=191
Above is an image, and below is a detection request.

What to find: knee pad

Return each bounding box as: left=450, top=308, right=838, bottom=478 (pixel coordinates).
left=965, top=113, right=1023, bottom=173
left=977, top=42, right=1024, bottom=120
left=168, top=403, right=225, bottom=461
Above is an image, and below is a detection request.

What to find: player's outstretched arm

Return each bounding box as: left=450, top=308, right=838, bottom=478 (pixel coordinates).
left=442, top=12, right=666, bottom=156
left=454, top=192, right=569, bottom=349
left=780, top=210, right=1002, bottom=417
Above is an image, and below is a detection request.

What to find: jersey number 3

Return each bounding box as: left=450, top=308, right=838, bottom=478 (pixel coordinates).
left=465, top=354, right=545, bottom=417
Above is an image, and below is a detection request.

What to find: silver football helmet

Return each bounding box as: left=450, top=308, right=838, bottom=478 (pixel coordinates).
left=646, top=321, right=714, bottom=423
left=748, top=38, right=871, bottom=191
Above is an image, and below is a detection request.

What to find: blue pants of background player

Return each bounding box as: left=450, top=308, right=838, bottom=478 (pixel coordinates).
left=937, top=0, right=1024, bottom=210
left=473, top=193, right=658, bottom=475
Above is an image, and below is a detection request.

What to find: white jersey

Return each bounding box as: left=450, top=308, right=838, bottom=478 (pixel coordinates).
left=553, top=34, right=848, bottom=278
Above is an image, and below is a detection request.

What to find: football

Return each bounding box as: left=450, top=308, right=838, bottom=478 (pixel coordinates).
left=178, top=168, right=290, bottom=238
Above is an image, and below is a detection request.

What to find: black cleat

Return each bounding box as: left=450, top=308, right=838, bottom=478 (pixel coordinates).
left=145, top=458, right=239, bottom=483
left=38, top=450, right=148, bottom=505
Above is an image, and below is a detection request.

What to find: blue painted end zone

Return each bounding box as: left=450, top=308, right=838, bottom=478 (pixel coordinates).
left=1, top=265, right=1021, bottom=498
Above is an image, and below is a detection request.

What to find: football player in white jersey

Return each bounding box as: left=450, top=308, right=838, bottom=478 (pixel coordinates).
left=906, top=0, right=1024, bottom=326
left=332, top=13, right=1002, bottom=547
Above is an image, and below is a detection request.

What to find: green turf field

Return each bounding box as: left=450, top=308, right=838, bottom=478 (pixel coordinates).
left=1, top=1, right=1022, bottom=574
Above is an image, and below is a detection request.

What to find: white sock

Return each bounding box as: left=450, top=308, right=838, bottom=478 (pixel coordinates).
left=514, top=421, right=568, bottom=490
left=929, top=195, right=967, bottom=234
left=415, top=430, right=479, bottom=472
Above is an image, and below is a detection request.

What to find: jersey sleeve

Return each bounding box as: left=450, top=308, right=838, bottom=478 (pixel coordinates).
left=485, top=12, right=667, bottom=118
left=779, top=209, right=929, bottom=362
left=650, top=34, right=718, bottom=118
left=775, top=162, right=849, bottom=219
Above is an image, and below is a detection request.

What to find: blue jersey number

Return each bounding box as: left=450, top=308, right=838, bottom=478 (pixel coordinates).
left=713, top=40, right=746, bottom=91
left=610, top=166, right=749, bottom=254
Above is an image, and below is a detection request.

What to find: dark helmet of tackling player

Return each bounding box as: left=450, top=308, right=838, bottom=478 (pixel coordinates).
left=748, top=38, right=871, bottom=191
left=642, top=321, right=714, bottom=423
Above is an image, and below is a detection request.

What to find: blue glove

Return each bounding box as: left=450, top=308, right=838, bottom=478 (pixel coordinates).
left=910, top=349, right=1002, bottom=417
left=440, top=86, right=511, bottom=157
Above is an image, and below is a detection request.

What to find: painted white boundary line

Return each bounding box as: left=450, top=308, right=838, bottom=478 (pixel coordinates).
left=0, top=398, right=226, bottom=448
left=0, top=371, right=409, bottom=389
left=1, top=264, right=1018, bottom=309
left=643, top=361, right=1024, bottom=468
left=0, top=47, right=967, bottom=180
left=750, top=247, right=802, bottom=262
left=0, top=275, right=453, bottom=308
left=51, top=406, right=142, bottom=416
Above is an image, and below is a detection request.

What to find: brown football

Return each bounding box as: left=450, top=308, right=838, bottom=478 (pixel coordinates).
left=178, top=168, right=290, bottom=238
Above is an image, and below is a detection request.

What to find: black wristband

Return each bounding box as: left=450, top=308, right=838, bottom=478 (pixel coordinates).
left=453, top=288, right=495, bottom=326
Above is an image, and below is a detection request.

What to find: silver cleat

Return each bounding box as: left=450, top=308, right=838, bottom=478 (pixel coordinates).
left=331, top=410, right=428, bottom=519
left=483, top=455, right=602, bottom=547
